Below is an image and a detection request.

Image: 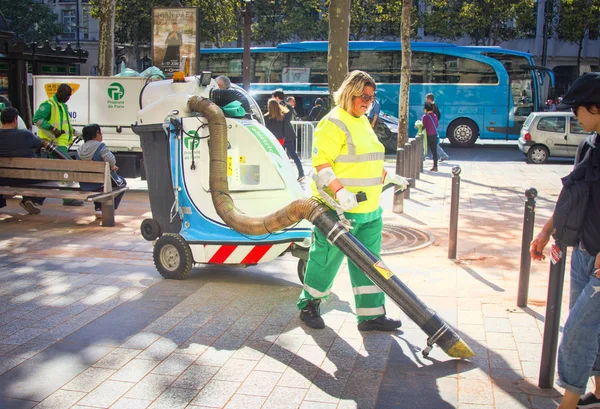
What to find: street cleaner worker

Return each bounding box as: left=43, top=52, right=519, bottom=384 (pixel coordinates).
left=33, top=83, right=83, bottom=206
left=298, top=70, right=408, bottom=331
left=530, top=72, right=600, bottom=409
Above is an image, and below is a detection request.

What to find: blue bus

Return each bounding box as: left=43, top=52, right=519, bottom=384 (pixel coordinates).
left=199, top=41, right=554, bottom=147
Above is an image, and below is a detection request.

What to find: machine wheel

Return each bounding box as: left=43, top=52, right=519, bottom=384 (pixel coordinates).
left=527, top=145, right=549, bottom=164
left=140, top=218, right=161, bottom=241
left=447, top=119, right=478, bottom=147
left=153, top=233, right=193, bottom=280
left=297, top=259, right=307, bottom=284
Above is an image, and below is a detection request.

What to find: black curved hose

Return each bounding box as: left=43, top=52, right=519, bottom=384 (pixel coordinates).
left=209, top=88, right=252, bottom=117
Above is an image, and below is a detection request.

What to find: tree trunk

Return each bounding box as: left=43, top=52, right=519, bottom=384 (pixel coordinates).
left=327, top=0, right=351, bottom=95
left=398, top=0, right=412, bottom=147
left=576, top=31, right=584, bottom=75
left=97, top=0, right=115, bottom=76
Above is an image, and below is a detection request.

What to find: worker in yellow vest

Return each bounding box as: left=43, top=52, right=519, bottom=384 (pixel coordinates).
left=297, top=70, right=409, bottom=331
left=33, top=83, right=83, bottom=206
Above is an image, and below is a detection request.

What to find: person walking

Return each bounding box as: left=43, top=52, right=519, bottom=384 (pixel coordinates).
left=272, top=89, right=305, bottom=181
left=264, top=98, right=286, bottom=146
left=422, top=102, right=440, bottom=172
left=426, top=93, right=449, bottom=162
left=298, top=70, right=408, bottom=331
left=530, top=72, right=600, bottom=409
left=32, top=83, right=83, bottom=206
left=308, top=98, right=326, bottom=121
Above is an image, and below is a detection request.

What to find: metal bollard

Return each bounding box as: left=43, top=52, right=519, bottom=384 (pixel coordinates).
left=393, top=148, right=405, bottom=213
left=538, top=241, right=567, bottom=389
left=414, top=136, right=421, bottom=180
left=419, top=136, right=424, bottom=173
left=517, top=188, right=538, bottom=308
left=403, top=142, right=412, bottom=199
left=448, top=166, right=461, bottom=259
left=409, top=141, right=417, bottom=188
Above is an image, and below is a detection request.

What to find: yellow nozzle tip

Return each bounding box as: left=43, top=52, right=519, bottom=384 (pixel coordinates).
left=447, top=339, right=475, bottom=359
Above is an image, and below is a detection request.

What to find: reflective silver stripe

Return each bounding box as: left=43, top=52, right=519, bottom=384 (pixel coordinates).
left=303, top=284, right=330, bottom=299
left=328, top=117, right=356, bottom=155
left=335, top=152, right=385, bottom=163
left=353, top=285, right=384, bottom=296
left=356, top=306, right=385, bottom=316
left=338, top=177, right=382, bottom=187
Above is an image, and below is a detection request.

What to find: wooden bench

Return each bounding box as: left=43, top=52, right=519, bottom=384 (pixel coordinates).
left=0, top=157, right=128, bottom=227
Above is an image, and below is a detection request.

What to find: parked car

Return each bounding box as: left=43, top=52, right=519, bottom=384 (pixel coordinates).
left=249, top=90, right=399, bottom=153
left=518, top=111, right=594, bottom=164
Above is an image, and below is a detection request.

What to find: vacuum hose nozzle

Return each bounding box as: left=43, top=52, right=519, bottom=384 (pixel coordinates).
left=41, top=140, right=71, bottom=160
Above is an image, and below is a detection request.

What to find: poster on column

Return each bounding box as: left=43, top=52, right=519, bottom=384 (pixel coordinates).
left=152, top=7, right=198, bottom=78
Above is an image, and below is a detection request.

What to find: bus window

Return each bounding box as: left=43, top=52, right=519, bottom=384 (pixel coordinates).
left=484, top=53, right=534, bottom=111
left=254, top=52, right=285, bottom=83
left=349, top=51, right=400, bottom=83
left=200, top=53, right=242, bottom=82
left=411, top=52, right=497, bottom=84
left=288, top=52, right=327, bottom=83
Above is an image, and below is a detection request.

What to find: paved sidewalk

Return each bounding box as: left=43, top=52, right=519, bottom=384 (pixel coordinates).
left=0, top=145, right=579, bottom=409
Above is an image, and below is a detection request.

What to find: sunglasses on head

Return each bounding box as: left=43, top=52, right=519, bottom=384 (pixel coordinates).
left=360, top=94, right=376, bottom=103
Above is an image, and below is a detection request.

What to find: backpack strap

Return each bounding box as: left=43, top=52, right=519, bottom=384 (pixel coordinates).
left=92, top=143, right=106, bottom=162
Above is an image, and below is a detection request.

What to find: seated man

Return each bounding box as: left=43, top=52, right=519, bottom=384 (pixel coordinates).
left=77, top=124, right=126, bottom=219
left=0, top=107, right=45, bottom=214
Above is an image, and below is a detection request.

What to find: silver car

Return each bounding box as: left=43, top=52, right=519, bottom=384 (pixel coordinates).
left=518, top=111, right=594, bottom=164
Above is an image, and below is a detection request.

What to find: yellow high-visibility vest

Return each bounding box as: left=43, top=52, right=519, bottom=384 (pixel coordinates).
left=37, top=98, right=72, bottom=147
left=312, top=106, right=385, bottom=214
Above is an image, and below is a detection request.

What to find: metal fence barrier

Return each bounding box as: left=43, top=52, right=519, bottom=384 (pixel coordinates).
left=291, top=121, right=318, bottom=160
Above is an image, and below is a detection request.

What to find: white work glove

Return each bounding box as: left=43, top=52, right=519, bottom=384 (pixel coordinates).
left=335, top=187, right=358, bottom=211
left=384, top=172, right=409, bottom=190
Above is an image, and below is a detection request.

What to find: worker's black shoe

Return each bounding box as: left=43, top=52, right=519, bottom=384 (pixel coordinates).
left=358, top=316, right=402, bottom=332
left=300, top=299, right=325, bottom=329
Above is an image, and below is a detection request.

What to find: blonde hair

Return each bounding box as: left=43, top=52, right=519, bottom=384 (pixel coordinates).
left=266, top=98, right=287, bottom=121
left=333, top=70, right=377, bottom=113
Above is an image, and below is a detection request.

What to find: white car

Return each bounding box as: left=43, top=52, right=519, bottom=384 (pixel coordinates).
left=518, top=111, right=594, bottom=164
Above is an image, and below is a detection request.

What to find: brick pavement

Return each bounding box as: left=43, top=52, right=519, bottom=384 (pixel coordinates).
left=0, top=145, right=582, bottom=408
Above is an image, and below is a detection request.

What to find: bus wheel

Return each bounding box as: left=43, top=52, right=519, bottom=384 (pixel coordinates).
left=448, top=119, right=478, bottom=147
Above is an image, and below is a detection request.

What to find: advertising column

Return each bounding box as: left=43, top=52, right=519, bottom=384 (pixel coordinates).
left=152, top=7, right=199, bottom=78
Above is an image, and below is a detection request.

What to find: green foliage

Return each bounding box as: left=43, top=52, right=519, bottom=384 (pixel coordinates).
left=0, top=0, right=62, bottom=43
left=349, top=0, right=420, bottom=40
left=423, top=0, right=536, bottom=45
left=556, top=0, right=600, bottom=45
left=252, top=0, right=327, bottom=45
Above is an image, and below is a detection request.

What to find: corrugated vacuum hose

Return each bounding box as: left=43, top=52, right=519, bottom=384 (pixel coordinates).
left=187, top=96, right=474, bottom=359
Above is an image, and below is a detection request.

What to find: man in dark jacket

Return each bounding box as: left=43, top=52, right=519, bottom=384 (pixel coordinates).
left=530, top=73, right=600, bottom=409
left=0, top=107, right=45, bottom=214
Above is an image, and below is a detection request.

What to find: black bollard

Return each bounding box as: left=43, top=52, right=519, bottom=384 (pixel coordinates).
left=538, top=241, right=567, bottom=389
left=393, top=148, right=405, bottom=214
left=414, top=136, right=421, bottom=181
left=517, top=188, right=538, bottom=308
left=403, top=141, right=412, bottom=199
left=448, top=166, right=461, bottom=259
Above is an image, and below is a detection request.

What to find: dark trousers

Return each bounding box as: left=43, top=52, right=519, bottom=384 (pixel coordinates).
left=79, top=179, right=126, bottom=211
left=427, top=134, right=439, bottom=169
left=283, top=139, right=305, bottom=179
left=0, top=178, right=46, bottom=208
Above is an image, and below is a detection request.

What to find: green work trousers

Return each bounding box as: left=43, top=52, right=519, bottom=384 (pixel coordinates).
left=49, top=145, right=76, bottom=205
left=297, top=209, right=386, bottom=323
